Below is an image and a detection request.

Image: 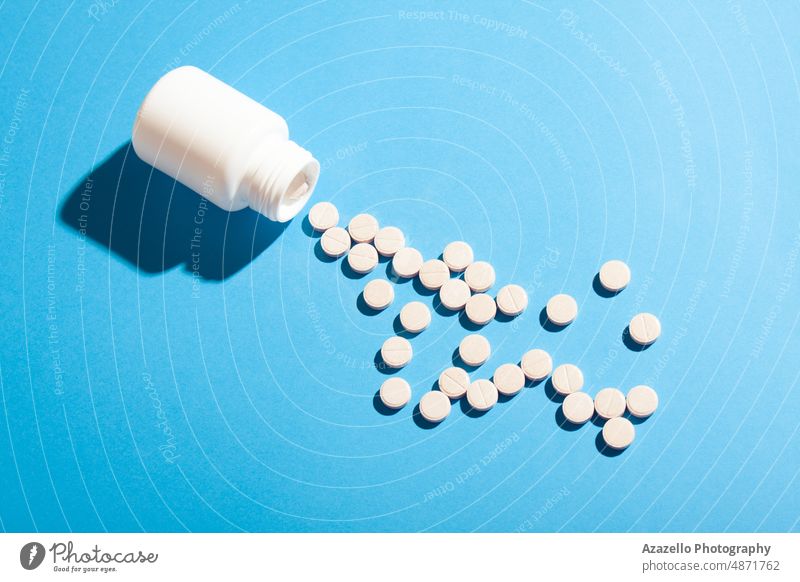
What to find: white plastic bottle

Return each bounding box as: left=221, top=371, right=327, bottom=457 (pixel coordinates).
left=132, top=66, right=319, bottom=222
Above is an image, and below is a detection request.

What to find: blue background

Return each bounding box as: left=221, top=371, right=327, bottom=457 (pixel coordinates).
left=1, top=0, right=799, bottom=533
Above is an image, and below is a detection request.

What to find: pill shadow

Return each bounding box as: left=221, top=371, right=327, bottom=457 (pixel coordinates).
left=622, top=326, right=651, bottom=352
left=458, top=311, right=485, bottom=332
left=459, top=396, right=489, bottom=418
left=373, top=350, right=402, bottom=375
left=554, top=406, right=585, bottom=432
left=539, top=308, right=568, bottom=332
left=592, top=273, right=622, bottom=298
left=372, top=390, right=402, bottom=416
left=301, top=215, right=323, bottom=238
left=59, top=142, right=290, bottom=281
left=341, top=258, right=368, bottom=280
left=543, top=378, right=565, bottom=403
left=524, top=377, right=546, bottom=390
left=451, top=347, right=481, bottom=373
left=412, top=277, right=437, bottom=297
left=392, top=315, right=417, bottom=339
left=313, top=240, right=339, bottom=263
left=412, top=403, right=440, bottom=429
left=624, top=410, right=649, bottom=425
left=433, top=297, right=458, bottom=317
left=590, top=414, right=606, bottom=427
left=595, top=431, right=626, bottom=457
left=384, top=261, right=411, bottom=284
left=356, top=293, right=384, bottom=317
left=497, top=392, right=517, bottom=404
left=494, top=311, right=516, bottom=324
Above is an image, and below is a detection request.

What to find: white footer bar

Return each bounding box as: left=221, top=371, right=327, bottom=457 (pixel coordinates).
left=1, top=533, right=797, bottom=581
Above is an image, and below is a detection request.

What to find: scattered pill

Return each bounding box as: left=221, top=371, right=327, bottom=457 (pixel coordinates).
left=438, top=367, right=470, bottom=399
left=459, top=334, right=491, bottom=366
left=379, top=377, right=411, bottom=409
left=594, top=388, right=626, bottom=419
left=308, top=201, right=339, bottom=231
left=551, top=364, right=584, bottom=395
left=561, top=392, right=594, bottom=424
left=399, top=301, right=431, bottom=333
left=496, top=284, right=528, bottom=316
left=443, top=241, right=474, bottom=272
left=599, top=260, right=631, bottom=292
left=320, top=226, right=351, bottom=257
left=419, top=391, right=451, bottom=423
left=520, top=349, right=552, bottom=381
left=419, top=259, right=450, bottom=290
left=439, top=278, right=471, bottom=310
left=373, top=226, right=405, bottom=257
left=546, top=293, right=578, bottom=326
left=602, top=417, right=635, bottom=449
left=464, top=261, right=496, bottom=292
left=493, top=363, right=525, bottom=396
left=362, top=279, right=395, bottom=310
left=381, top=336, right=413, bottom=368
left=348, top=213, right=379, bottom=243
left=626, top=385, right=659, bottom=418
left=467, top=379, right=499, bottom=411
left=391, top=247, right=423, bottom=278
left=347, top=242, right=379, bottom=274
left=465, top=293, right=497, bottom=325
left=629, top=312, right=661, bottom=345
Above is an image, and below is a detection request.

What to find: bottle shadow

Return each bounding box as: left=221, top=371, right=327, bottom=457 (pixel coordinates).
left=59, top=142, right=288, bottom=280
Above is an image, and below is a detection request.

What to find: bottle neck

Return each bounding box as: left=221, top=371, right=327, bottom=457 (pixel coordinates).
left=241, top=138, right=320, bottom=222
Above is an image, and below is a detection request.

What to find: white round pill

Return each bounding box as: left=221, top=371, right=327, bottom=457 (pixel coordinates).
left=520, top=349, right=552, bottom=381
left=391, top=247, right=423, bottom=278
left=496, top=284, right=528, bottom=316
left=464, top=293, right=497, bottom=325
left=348, top=213, right=379, bottom=243
left=561, top=392, right=594, bottom=424
left=347, top=242, right=378, bottom=274
left=381, top=336, right=413, bottom=369
left=459, top=334, right=491, bottom=366
left=546, top=293, right=578, bottom=326
left=464, top=261, right=496, bottom=292
left=594, top=387, right=626, bottom=419
left=373, top=226, right=405, bottom=257
left=362, top=279, right=394, bottom=310
left=419, top=259, right=450, bottom=290
left=627, top=385, right=659, bottom=418
left=439, top=278, right=471, bottom=311
left=379, top=377, right=411, bottom=410
left=493, top=363, right=525, bottom=396
left=467, top=379, right=499, bottom=411
left=602, top=417, right=635, bottom=449
left=419, top=391, right=451, bottom=423
left=308, top=201, right=339, bottom=231
left=443, top=241, right=474, bottom=272
left=399, top=301, right=431, bottom=333
left=629, top=312, right=661, bottom=345
left=551, top=364, right=584, bottom=395
left=438, top=367, right=470, bottom=399
left=599, top=259, right=631, bottom=292
left=320, top=226, right=351, bottom=257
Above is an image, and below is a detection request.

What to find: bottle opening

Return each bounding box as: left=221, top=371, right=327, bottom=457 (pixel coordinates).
left=274, top=157, right=319, bottom=222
